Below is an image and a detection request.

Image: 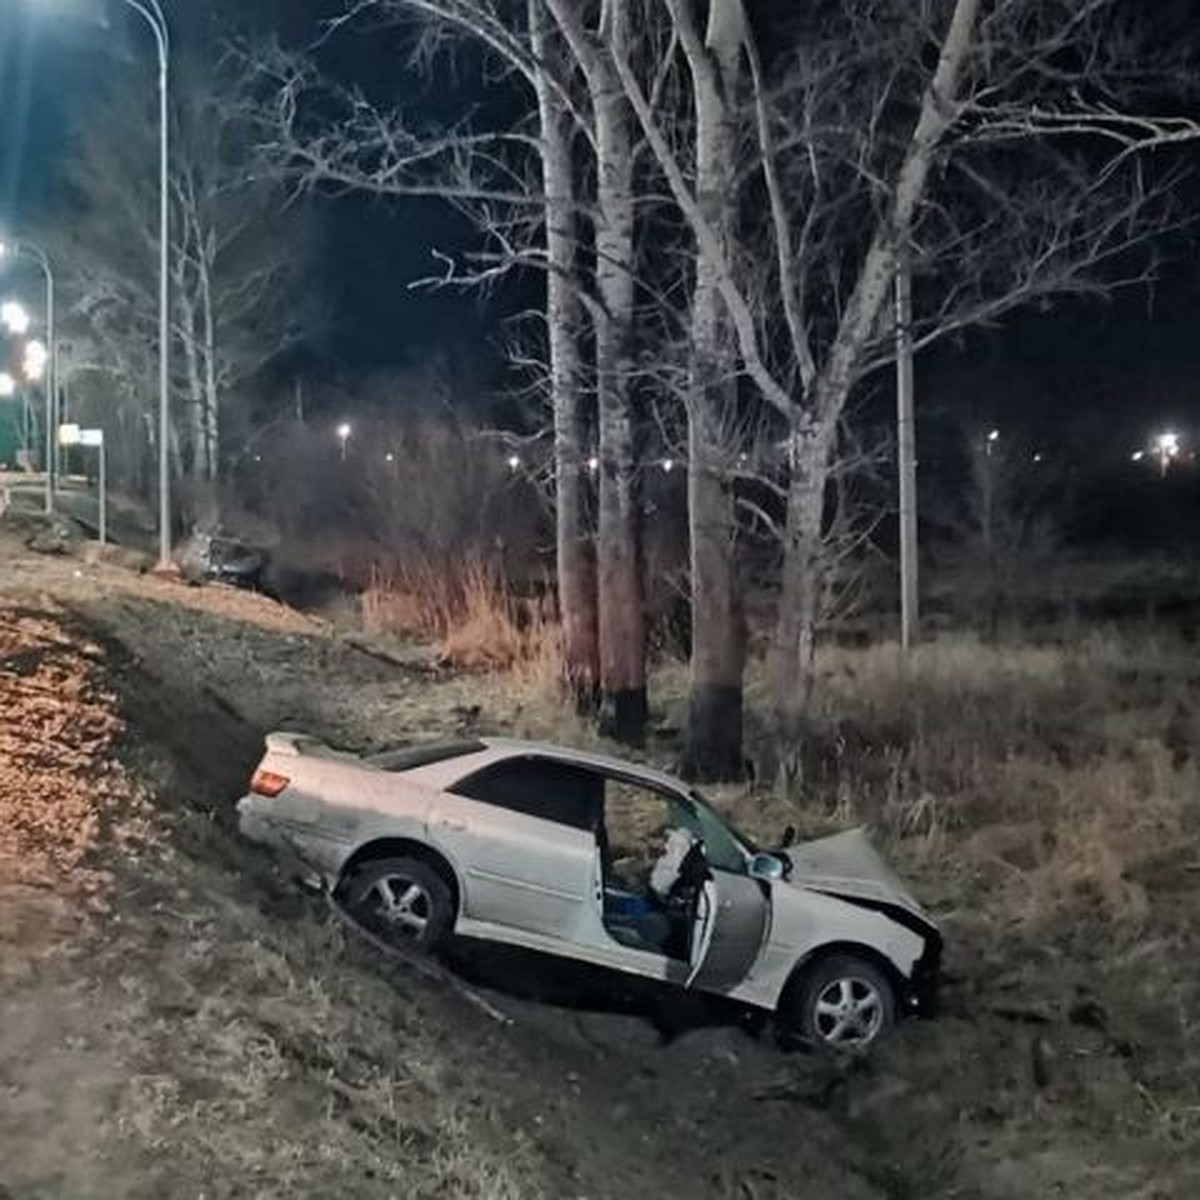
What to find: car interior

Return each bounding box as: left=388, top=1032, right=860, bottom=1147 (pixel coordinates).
left=596, top=778, right=703, bottom=961
left=452, top=755, right=709, bottom=961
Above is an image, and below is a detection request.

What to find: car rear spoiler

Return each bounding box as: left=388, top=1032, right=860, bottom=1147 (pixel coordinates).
left=263, top=731, right=363, bottom=763
left=265, top=731, right=330, bottom=756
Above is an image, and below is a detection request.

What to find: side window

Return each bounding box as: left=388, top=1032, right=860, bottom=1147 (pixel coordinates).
left=602, top=778, right=675, bottom=893
left=450, top=758, right=602, bottom=831
left=604, top=779, right=672, bottom=862
left=600, top=777, right=748, bottom=875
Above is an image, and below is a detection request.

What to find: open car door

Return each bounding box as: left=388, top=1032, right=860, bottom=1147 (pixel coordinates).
left=685, top=871, right=770, bottom=992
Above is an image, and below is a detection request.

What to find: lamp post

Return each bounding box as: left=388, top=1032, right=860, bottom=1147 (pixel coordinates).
left=26, top=1, right=170, bottom=561
left=0, top=239, right=55, bottom=514
left=121, top=0, right=172, bottom=569
left=337, top=422, right=352, bottom=461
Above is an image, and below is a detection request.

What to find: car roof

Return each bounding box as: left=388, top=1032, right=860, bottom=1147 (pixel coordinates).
left=477, top=737, right=687, bottom=792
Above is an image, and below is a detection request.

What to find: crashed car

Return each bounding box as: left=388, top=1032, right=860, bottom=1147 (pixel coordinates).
left=178, top=530, right=267, bottom=591
left=238, top=735, right=940, bottom=1050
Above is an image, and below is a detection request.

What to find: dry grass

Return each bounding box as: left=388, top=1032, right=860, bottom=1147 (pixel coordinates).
left=730, top=633, right=1197, bottom=924
left=363, top=558, right=560, bottom=674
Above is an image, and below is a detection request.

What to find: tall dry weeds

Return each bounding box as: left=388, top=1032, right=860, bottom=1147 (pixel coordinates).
left=362, top=558, right=560, bottom=675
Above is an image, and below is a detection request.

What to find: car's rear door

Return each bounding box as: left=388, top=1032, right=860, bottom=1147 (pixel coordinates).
left=431, top=756, right=602, bottom=943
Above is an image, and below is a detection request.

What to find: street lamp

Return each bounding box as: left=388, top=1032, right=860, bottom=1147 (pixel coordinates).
left=23, top=340, right=48, bottom=382
left=1, top=300, right=31, bottom=336
left=1156, top=431, right=1180, bottom=478
left=120, top=0, right=172, bottom=568
left=33, top=0, right=173, bottom=563
left=336, top=422, right=352, bottom=460
left=0, top=239, right=55, bottom=514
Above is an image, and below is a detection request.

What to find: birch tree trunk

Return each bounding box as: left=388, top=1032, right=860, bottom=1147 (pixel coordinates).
left=198, top=240, right=220, bottom=488
left=177, top=286, right=209, bottom=486
left=552, top=0, right=646, bottom=742
left=769, top=0, right=983, bottom=787
left=680, top=0, right=746, bottom=780
left=530, top=0, right=599, bottom=708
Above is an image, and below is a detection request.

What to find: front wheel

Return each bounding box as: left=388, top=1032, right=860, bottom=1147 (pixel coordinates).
left=343, top=857, right=454, bottom=953
left=781, top=953, right=896, bottom=1053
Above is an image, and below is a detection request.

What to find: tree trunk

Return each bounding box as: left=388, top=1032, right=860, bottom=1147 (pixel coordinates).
left=198, top=242, right=220, bottom=487
left=767, top=0, right=984, bottom=789
left=177, top=288, right=209, bottom=486
left=680, top=0, right=746, bottom=781
left=530, top=0, right=599, bottom=709
left=768, top=420, right=834, bottom=794
left=592, top=0, right=645, bottom=743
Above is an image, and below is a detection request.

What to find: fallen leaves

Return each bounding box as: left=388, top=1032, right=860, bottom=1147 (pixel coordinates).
left=0, top=601, right=151, bottom=911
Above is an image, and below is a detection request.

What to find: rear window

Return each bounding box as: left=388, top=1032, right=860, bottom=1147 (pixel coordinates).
left=366, top=740, right=487, bottom=773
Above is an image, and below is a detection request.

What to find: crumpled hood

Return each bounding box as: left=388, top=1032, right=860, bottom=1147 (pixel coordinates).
left=784, top=827, right=929, bottom=920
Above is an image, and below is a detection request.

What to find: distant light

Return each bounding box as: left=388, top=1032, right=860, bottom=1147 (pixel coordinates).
left=507, top=454, right=521, bottom=471
left=1132, top=450, right=1145, bottom=462
left=1032, top=453, right=1043, bottom=463
left=2, top=301, right=30, bottom=336
left=0, top=372, right=14, bottom=397
left=587, top=455, right=599, bottom=472
left=385, top=452, right=395, bottom=463
left=662, top=458, right=675, bottom=473
left=336, top=422, right=352, bottom=441
left=23, top=339, right=47, bottom=382
left=987, top=429, right=1000, bottom=442
left=1157, top=431, right=1180, bottom=456
left=253, top=454, right=262, bottom=463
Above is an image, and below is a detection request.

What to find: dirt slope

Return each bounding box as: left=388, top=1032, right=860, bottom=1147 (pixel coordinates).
left=3, top=529, right=1199, bottom=1198
left=0, top=544, right=890, bottom=1200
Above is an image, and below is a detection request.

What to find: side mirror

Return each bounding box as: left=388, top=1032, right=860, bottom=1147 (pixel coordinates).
left=750, top=853, right=786, bottom=882
left=781, top=825, right=797, bottom=849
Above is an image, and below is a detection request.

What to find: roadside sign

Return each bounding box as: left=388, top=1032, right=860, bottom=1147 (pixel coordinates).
left=79, top=429, right=103, bottom=447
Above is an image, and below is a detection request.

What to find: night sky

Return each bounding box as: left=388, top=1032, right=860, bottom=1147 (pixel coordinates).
left=1, top=0, right=1198, bottom=465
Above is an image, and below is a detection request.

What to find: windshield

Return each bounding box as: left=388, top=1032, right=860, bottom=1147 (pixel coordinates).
left=669, top=789, right=759, bottom=873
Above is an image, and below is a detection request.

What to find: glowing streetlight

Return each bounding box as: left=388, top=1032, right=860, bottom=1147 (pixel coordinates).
left=1, top=300, right=30, bottom=336
left=0, top=239, right=54, bottom=513
left=28, top=1, right=173, bottom=565
left=336, top=422, right=352, bottom=460
left=23, top=339, right=47, bottom=382
left=1156, top=431, right=1180, bottom=478
left=662, top=458, right=675, bottom=473
left=586, top=455, right=600, bottom=473
left=1131, top=450, right=1145, bottom=463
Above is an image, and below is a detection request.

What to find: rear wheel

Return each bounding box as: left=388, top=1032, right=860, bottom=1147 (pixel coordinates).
left=343, top=857, right=454, bottom=952
left=781, top=953, right=896, bottom=1053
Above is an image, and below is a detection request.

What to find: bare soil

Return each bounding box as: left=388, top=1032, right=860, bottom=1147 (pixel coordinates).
left=2, top=529, right=1198, bottom=1198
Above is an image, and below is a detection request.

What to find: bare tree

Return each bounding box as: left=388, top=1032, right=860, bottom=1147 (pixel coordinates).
left=48, top=52, right=321, bottom=516
left=928, top=427, right=1068, bottom=637
left=260, top=0, right=654, bottom=737
left=604, top=0, right=1199, bottom=787
left=529, top=0, right=601, bottom=709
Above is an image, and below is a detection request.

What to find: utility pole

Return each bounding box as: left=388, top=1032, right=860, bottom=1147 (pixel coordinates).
left=895, top=258, right=919, bottom=650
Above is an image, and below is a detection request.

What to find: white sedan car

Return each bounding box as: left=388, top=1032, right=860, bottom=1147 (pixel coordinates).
left=237, top=734, right=940, bottom=1050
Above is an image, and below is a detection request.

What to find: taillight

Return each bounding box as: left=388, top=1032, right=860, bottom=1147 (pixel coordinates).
left=250, top=769, right=290, bottom=798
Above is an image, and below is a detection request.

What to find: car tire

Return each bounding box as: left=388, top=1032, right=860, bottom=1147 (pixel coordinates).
left=343, top=857, right=454, bottom=953
left=781, top=953, right=896, bottom=1053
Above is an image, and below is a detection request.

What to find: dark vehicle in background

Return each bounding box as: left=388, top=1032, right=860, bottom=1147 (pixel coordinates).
left=179, top=530, right=268, bottom=591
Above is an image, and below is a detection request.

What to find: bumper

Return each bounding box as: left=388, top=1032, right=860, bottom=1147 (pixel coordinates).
left=237, top=796, right=326, bottom=892
left=905, top=932, right=942, bottom=1018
